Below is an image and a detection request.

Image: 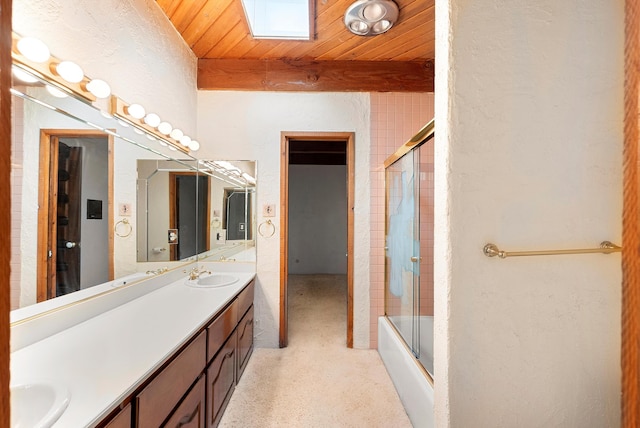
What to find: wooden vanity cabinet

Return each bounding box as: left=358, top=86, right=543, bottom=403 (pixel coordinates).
left=207, top=331, right=237, bottom=428
left=162, top=375, right=206, bottom=428
left=98, top=280, right=255, bottom=428
left=236, top=305, right=254, bottom=382
left=136, top=331, right=206, bottom=427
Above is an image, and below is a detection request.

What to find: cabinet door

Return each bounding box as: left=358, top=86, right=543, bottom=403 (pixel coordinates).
left=236, top=280, right=254, bottom=323
left=207, top=331, right=237, bottom=428
left=236, top=305, right=254, bottom=382
left=163, top=376, right=206, bottom=428
left=137, top=331, right=206, bottom=427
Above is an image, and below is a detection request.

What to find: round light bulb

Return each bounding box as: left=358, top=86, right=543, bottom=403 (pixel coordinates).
left=56, top=61, right=84, bottom=83
left=169, top=146, right=177, bottom=151
left=157, top=121, right=172, bottom=135
left=126, top=103, right=146, bottom=119
left=144, top=113, right=161, bottom=128
left=86, top=79, right=111, bottom=99
left=133, top=127, right=144, bottom=135
left=188, top=140, right=200, bottom=151
left=17, top=37, right=50, bottom=63
left=372, top=20, right=392, bottom=34
left=362, top=3, right=386, bottom=21
left=116, top=119, right=130, bottom=127
left=159, top=141, right=168, bottom=147
left=146, top=134, right=156, bottom=141
left=12, top=66, right=38, bottom=83
left=350, top=21, right=369, bottom=34
left=170, top=128, right=183, bottom=140
left=46, top=85, right=68, bottom=98
left=179, top=135, right=192, bottom=147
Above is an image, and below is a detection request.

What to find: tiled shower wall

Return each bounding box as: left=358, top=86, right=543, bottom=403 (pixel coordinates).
left=369, top=92, right=434, bottom=348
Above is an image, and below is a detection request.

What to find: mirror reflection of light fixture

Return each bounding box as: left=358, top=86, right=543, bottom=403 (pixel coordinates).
left=344, top=0, right=399, bottom=36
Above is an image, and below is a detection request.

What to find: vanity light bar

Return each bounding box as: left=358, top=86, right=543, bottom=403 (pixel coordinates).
left=10, top=32, right=97, bottom=103
left=110, top=96, right=189, bottom=154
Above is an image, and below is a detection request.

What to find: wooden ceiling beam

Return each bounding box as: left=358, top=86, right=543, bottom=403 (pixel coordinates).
left=198, top=58, right=434, bottom=92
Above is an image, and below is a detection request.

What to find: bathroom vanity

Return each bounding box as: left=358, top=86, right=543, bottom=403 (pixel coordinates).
left=10, top=268, right=255, bottom=428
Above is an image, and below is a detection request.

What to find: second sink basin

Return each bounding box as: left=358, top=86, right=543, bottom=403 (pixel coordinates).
left=11, top=382, right=70, bottom=428
left=188, top=273, right=239, bottom=288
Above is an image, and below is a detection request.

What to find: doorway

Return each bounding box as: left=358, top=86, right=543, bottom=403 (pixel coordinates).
left=169, top=173, right=210, bottom=261
left=280, top=132, right=355, bottom=348
left=37, top=130, right=114, bottom=301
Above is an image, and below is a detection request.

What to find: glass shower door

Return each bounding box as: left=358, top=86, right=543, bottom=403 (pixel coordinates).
left=385, top=150, right=420, bottom=358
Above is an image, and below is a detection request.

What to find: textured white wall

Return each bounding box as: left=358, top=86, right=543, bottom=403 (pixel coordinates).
left=197, top=91, right=371, bottom=348
left=288, top=165, right=348, bottom=275
left=12, top=0, right=197, bottom=136
left=434, top=1, right=623, bottom=427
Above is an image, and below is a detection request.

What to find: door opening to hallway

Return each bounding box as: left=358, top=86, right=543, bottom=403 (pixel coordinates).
left=280, top=133, right=355, bottom=347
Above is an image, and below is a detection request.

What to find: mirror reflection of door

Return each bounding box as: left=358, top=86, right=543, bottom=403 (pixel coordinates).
left=37, top=130, right=114, bottom=301
left=169, top=173, right=210, bottom=260
left=223, top=188, right=253, bottom=241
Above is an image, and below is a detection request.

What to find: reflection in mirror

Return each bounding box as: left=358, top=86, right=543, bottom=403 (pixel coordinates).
left=10, top=74, right=198, bottom=311
left=197, top=161, right=257, bottom=262
left=136, top=159, right=203, bottom=262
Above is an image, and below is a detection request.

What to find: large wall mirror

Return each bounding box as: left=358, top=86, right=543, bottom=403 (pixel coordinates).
left=11, top=68, right=258, bottom=314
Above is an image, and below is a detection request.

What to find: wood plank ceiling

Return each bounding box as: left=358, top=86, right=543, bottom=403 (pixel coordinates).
left=156, top=0, right=435, bottom=91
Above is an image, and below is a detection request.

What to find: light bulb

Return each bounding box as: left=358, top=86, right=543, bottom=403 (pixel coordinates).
left=56, top=61, right=84, bottom=83
left=86, top=79, right=111, bottom=99
left=133, top=127, right=144, bottom=135
left=169, top=146, right=177, bottom=151
left=12, top=66, right=38, bottom=83
left=157, top=121, right=172, bottom=135
left=363, top=3, right=386, bottom=20
left=46, top=85, right=68, bottom=98
left=17, top=37, right=50, bottom=63
left=159, top=141, right=168, bottom=147
left=188, top=140, right=200, bottom=151
left=116, top=119, right=129, bottom=127
left=146, top=134, right=156, bottom=141
left=126, top=103, right=145, bottom=119
left=144, top=113, right=161, bottom=128
left=179, top=135, right=192, bottom=147
left=170, top=128, right=183, bottom=140
left=350, top=21, right=369, bottom=34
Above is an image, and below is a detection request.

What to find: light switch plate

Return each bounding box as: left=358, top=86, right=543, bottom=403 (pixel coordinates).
left=263, top=204, right=275, bottom=217
left=119, top=203, right=132, bottom=216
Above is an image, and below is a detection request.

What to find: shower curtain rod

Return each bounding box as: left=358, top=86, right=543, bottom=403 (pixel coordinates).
left=483, top=241, right=621, bottom=258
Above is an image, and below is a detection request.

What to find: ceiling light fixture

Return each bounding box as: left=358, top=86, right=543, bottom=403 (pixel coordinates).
left=344, top=0, right=398, bottom=36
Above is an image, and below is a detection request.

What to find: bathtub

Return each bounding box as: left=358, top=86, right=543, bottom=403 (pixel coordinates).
left=378, top=316, right=434, bottom=428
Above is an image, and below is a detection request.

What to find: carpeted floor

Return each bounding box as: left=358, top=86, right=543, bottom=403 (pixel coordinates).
left=218, top=274, right=412, bottom=428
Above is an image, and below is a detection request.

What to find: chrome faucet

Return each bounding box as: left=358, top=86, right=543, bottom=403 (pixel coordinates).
left=146, top=267, right=168, bottom=275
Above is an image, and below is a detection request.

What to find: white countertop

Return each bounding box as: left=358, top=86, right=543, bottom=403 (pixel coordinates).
left=11, top=271, right=256, bottom=427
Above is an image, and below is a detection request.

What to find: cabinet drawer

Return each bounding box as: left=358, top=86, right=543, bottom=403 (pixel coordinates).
left=236, top=280, right=254, bottom=323
left=137, top=331, right=206, bottom=428
left=207, top=301, right=237, bottom=363
left=236, top=305, right=254, bottom=382
left=207, top=331, right=237, bottom=428
left=103, top=403, right=131, bottom=428
left=163, top=375, right=206, bottom=428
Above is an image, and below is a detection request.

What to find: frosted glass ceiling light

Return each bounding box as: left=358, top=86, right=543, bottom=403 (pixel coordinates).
left=12, top=66, right=39, bottom=83
left=17, top=37, right=50, bottom=63
left=344, top=0, right=398, bottom=36
left=46, top=85, right=68, bottom=98
left=188, top=140, right=200, bottom=151
left=157, top=121, right=172, bottom=135
left=126, top=103, right=145, bottom=119
left=144, top=113, right=161, bottom=128
left=170, top=128, right=183, bottom=140
left=56, top=61, right=84, bottom=83
left=86, top=79, right=111, bottom=99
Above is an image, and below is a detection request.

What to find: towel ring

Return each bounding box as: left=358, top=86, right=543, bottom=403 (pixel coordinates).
left=258, top=219, right=275, bottom=238
left=211, top=218, right=221, bottom=229
left=115, top=218, right=133, bottom=238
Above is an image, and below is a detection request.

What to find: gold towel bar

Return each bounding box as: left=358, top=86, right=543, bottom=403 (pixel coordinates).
left=483, top=241, right=621, bottom=259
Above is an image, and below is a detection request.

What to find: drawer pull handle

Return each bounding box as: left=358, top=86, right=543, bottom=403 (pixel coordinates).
left=239, top=318, right=254, bottom=339
left=177, top=403, right=202, bottom=427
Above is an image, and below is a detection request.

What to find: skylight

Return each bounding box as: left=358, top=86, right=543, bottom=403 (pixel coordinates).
left=241, top=0, right=311, bottom=40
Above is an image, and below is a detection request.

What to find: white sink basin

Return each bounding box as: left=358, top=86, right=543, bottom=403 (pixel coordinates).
left=11, top=382, right=70, bottom=428
left=187, top=273, right=239, bottom=288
